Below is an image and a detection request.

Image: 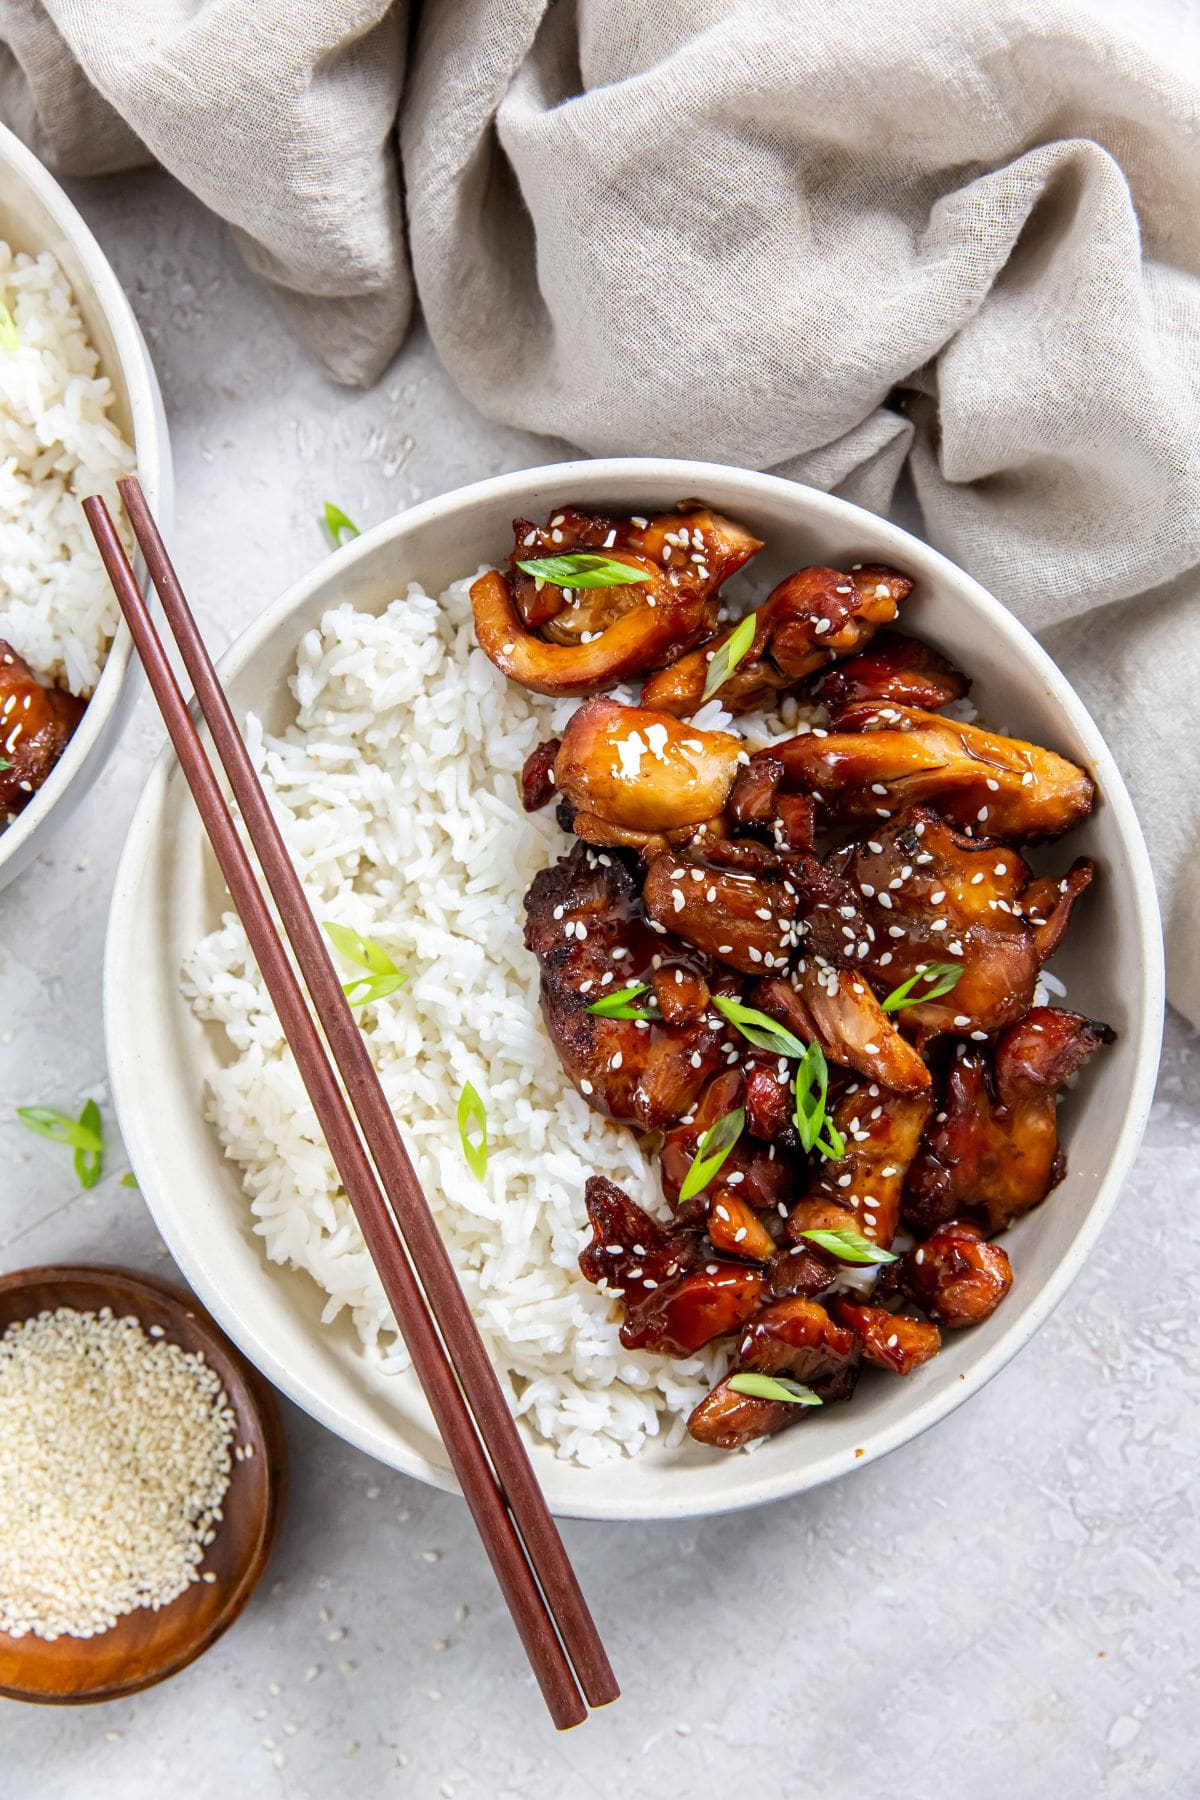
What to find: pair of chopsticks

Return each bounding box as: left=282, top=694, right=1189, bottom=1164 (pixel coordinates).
left=85, top=479, right=618, bottom=1730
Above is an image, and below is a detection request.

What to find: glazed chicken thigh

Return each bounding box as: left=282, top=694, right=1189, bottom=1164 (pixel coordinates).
left=473, top=502, right=1112, bottom=1452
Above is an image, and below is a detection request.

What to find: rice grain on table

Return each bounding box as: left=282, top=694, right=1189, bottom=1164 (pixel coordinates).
left=0, top=1306, right=235, bottom=1640
left=184, top=575, right=725, bottom=1467
left=0, top=238, right=135, bottom=696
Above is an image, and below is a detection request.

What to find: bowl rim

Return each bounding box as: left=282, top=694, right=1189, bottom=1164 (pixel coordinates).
left=105, top=456, right=1166, bottom=1520
left=0, top=119, right=172, bottom=879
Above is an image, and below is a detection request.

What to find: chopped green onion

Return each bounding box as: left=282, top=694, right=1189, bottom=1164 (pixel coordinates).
left=17, top=1105, right=103, bottom=1153
left=710, top=993, right=808, bottom=1059
left=322, top=920, right=408, bottom=1008
left=341, top=972, right=409, bottom=1006
left=793, top=1041, right=845, bottom=1160
left=18, top=1102, right=105, bottom=1190
left=120, top=1171, right=140, bottom=1189
left=0, top=756, right=9, bottom=771
left=457, top=1082, right=487, bottom=1182
left=0, top=303, right=17, bottom=352
left=727, top=1371, right=823, bottom=1406
left=701, top=612, right=757, bottom=702
left=73, top=1098, right=103, bottom=1190
left=515, top=553, right=651, bottom=589
left=677, top=1106, right=744, bottom=1205
left=586, top=981, right=661, bottom=1021
left=881, top=962, right=964, bottom=1013
left=323, top=502, right=361, bottom=548
left=800, top=1226, right=897, bottom=1266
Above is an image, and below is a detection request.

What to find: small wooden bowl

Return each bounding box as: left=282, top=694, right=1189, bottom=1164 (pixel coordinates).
left=0, top=1263, right=287, bottom=1704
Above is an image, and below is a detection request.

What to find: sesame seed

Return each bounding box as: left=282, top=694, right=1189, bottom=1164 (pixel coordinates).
left=0, top=1308, right=235, bottom=1640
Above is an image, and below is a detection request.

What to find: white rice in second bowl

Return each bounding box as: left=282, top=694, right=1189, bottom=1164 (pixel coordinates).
left=184, top=575, right=726, bottom=1466
left=0, top=238, right=135, bottom=696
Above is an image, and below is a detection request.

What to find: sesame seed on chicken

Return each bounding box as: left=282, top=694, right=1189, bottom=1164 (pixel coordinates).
left=478, top=504, right=1113, bottom=1450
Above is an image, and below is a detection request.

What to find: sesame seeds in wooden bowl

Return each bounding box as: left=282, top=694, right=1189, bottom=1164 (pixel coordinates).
left=0, top=1264, right=287, bottom=1705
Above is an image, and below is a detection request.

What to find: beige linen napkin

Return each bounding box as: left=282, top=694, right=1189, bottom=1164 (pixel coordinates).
left=2, top=0, right=1198, bottom=1021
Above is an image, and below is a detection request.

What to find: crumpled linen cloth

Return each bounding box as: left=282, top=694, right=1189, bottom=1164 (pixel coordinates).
left=2, top=0, right=1198, bottom=1021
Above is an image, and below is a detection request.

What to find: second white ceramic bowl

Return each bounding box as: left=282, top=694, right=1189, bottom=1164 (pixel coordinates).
left=0, top=122, right=172, bottom=890
left=105, top=459, right=1163, bottom=1520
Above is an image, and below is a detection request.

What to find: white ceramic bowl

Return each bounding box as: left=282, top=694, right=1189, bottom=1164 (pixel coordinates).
left=0, top=121, right=172, bottom=890
left=105, top=459, right=1164, bottom=1520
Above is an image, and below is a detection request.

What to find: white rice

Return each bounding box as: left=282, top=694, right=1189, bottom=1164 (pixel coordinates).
left=0, top=239, right=135, bottom=695
left=184, top=576, right=725, bottom=1466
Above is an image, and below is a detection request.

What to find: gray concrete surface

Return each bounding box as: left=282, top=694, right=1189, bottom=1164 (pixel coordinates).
left=0, top=169, right=1195, bottom=1800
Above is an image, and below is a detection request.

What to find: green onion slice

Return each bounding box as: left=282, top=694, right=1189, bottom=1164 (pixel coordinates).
left=0, top=756, right=10, bottom=771
left=324, top=502, right=361, bottom=548
left=701, top=612, right=757, bottom=703
left=18, top=1102, right=105, bottom=1190
left=341, top=972, right=409, bottom=1007
left=322, top=920, right=408, bottom=1008
left=677, top=1106, right=744, bottom=1205
left=792, top=1041, right=845, bottom=1160
left=0, top=303, right=17, bottom=352
left=73, top=1098, right=103, bottom=1190
left=120, top=1171, right=140, bottom=1189
left=710, top=993, right=808, bottom=1059
left=881, top=962, right=964, bottom=1013
left=515, top=553, right=651, bottom=589
left=457, top=1082, right=487, bottom=1182
left=17, top=1105, right=104, bottom=1154
left=586, top=981, right=661, bottom=1021
left=800, top=1226, right=897, bottom=1265
left=727, top=1371, right=823, bottom=1406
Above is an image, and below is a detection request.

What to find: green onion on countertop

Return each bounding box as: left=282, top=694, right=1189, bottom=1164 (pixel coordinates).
left=676, top=1106, right=744, bottom=1205
left=728, top=1372, right=823, bottom=1406
left=515, top=552, right=651, bottom=589
left=17, top=1101, right=104, bottom=1190
left=323, top=502, right=361, bottom=548
left=457, top=1082, right=488, bottom=1182
left=701, top=612, right=757, bottom=703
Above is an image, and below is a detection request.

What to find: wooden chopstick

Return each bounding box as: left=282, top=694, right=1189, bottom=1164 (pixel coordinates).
left=84, top=492, right=616, bottom=1729
left=113, top=477, right=618, bottom=1712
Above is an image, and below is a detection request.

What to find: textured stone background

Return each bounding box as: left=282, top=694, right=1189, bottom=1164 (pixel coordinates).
left=1, top=170, right=1195, bottom=1800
